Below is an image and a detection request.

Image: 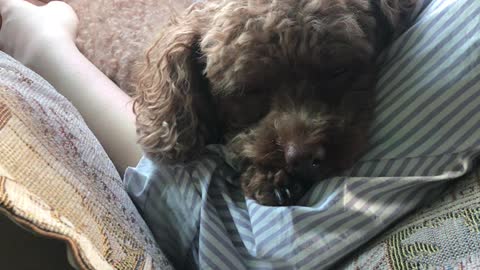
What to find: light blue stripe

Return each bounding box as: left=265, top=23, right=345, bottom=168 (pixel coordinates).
left=377, top=0, right=475, bottom=93
left=376, top=10, right=479, bottom=115
left=377, top=71, right=480, bottom=159
left=200, top=212, right=245, bottom=269
left=425, top=154, right=458, bottom=176
left=256, top=180, right=390, bottom=258
left=422, top=100, right=480, bottom=155
left=302, top=184, right=429, bottom=268
left=377, top=0, right=474, bottom=92
left=373, top=31, right=480, bottom=140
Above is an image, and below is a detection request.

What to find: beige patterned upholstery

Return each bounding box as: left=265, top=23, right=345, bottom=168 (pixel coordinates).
left=0, top=52, right=173, bottom=270
left=339, top=165, right=480, bottom=270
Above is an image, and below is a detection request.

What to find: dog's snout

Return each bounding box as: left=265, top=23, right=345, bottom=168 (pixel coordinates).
left=285, top=144, right=313, bottom=173
left=285, top=144, right=306, bottom=172
left=284, top=143, right=326, bottom=174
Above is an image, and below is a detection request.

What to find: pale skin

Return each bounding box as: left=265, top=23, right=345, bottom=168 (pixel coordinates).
left=0, top=0, right=142, bottom=175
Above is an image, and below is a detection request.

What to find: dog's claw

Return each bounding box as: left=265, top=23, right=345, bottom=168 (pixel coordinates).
left=274, top=189, right=285, bottom=205
left=274, top=187, right=292, bottom=205
left=284, top=188, right=291, bottom=200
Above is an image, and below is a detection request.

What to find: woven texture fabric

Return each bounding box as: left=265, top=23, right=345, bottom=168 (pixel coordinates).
left=339, top=164, right=480, bottom=270
left=0, top=51, right=173, bottom=270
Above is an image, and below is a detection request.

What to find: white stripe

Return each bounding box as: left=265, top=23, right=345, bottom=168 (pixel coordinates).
left=377, top=0, right=472, bottom=91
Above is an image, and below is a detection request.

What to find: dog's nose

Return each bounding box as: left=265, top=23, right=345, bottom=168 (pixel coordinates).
left=284, top=144, right=326, bottom=175
left=285, top=144, right=307, bottom=172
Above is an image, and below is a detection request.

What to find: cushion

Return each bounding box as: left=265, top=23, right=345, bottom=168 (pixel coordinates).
left=0, top=51, right=172, bottom=270
left=124, top=0, right=480, bottom=269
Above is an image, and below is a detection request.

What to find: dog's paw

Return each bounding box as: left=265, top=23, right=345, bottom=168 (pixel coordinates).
left=241, top=168, right=304, bottom=206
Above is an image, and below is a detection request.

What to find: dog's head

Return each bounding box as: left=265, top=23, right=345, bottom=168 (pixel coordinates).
left=134, top=0, right=419, bottom=205
left=222, top=0, right=419, bottom=205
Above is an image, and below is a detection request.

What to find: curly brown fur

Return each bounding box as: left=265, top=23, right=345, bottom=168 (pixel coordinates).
left=134, top=0, right=419, bottom=205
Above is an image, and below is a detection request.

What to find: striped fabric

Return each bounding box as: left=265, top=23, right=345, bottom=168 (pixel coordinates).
left=124, top=0, right=480, bottom=269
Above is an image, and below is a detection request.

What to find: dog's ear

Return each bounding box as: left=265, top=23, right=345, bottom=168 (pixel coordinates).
left=133, top=12, right=219, bottom=162
left=372, top=0, right=420, bottom=49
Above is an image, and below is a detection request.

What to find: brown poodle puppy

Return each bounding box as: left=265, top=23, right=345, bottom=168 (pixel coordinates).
left=134, top=0, right=418, bottom=206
